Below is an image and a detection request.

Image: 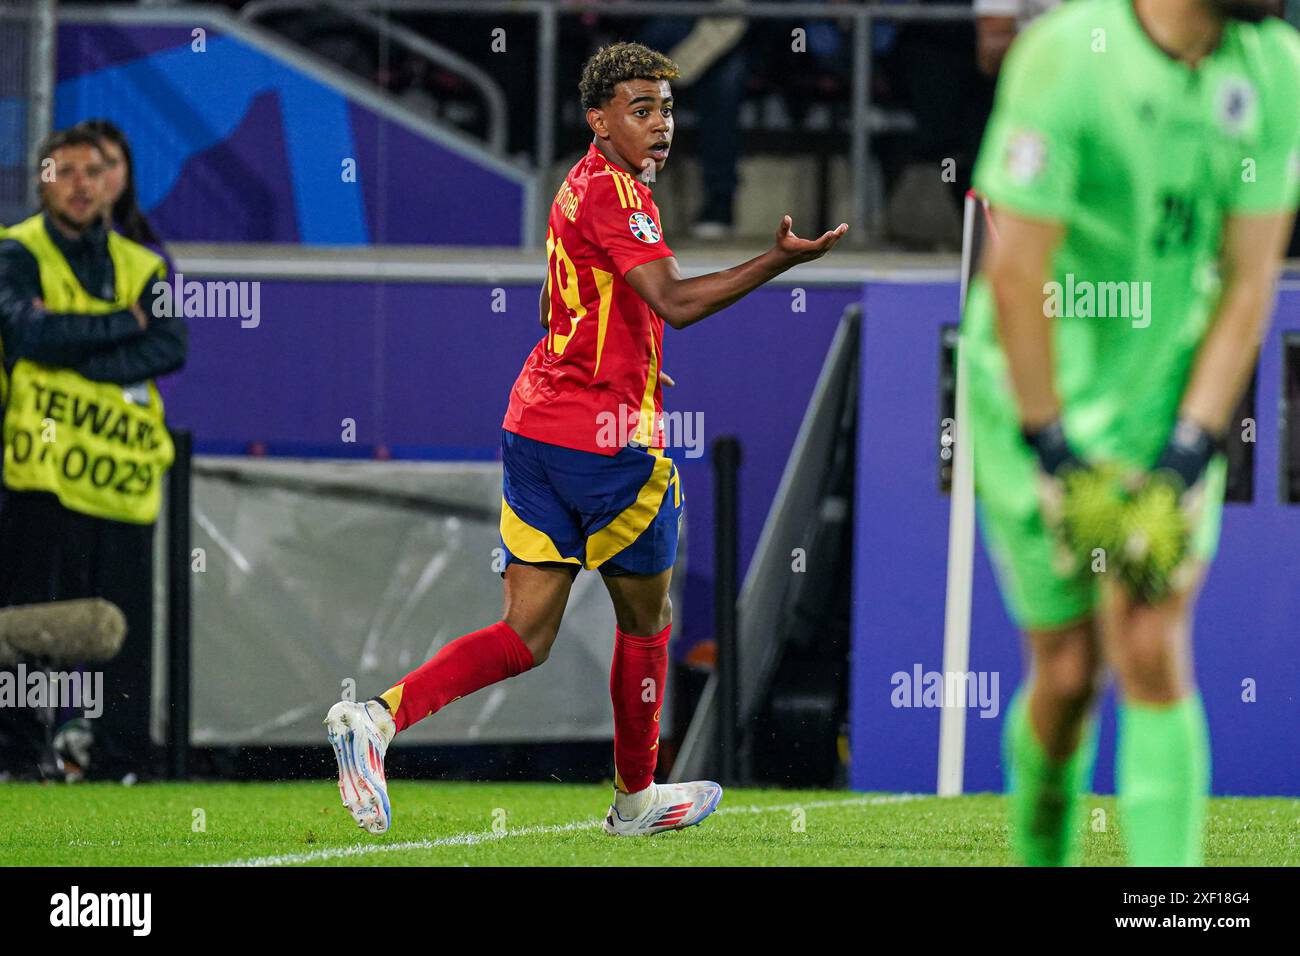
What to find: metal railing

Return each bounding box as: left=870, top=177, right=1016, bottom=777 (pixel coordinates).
left=241, top=0, right=511, bottom=155
left=238, top=0, right=975, bottom=246
left=0, top=0, right=55, bottom=222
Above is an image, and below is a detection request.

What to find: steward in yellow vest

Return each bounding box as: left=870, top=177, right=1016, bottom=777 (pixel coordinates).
left=0, top=127, right=187, bottom=783
left=0, top=209, right=184, bottom=523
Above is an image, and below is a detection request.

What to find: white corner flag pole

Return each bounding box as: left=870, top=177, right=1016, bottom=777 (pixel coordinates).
left=937, top=191, right=982, bottom=797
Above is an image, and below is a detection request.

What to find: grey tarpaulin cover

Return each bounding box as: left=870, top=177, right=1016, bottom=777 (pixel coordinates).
left=155, top=457, right=680, bottom=746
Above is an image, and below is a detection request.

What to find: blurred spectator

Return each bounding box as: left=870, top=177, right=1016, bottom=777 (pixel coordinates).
left=640, top=9, right=749, bottom=239
left=880, top=3, right=992, bottom=248
left=76, top=120, right=166, bottom=258
left=76, top=120, right=181, bottom=405
left=975, top=0, right=1062, bottom=76
left=640, top=0, right=871, bottom=240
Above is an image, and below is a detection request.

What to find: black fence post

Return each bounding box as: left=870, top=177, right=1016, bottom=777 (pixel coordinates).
left=712, top=435, right=741, bottom=785
left=166, top=429, right=192, bottom=780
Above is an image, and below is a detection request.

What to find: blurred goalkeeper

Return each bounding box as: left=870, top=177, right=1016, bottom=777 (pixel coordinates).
left=963, top=0, right=1300, bottom=865
left=325, top=42, right=847, bottom=836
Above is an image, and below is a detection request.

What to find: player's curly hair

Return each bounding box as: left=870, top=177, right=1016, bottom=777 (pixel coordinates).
left=579, top=42, right=679, bottom=110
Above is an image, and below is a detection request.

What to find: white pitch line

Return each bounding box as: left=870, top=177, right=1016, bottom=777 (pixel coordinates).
left=208, top=793, right=926, bottom=868
left=720, top=794, right=923, bottom=815
left=209, top=820, right=600, bottom=867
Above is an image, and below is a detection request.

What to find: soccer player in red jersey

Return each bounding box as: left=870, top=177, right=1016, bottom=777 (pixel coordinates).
left=327, top=42, right=847, bottom=836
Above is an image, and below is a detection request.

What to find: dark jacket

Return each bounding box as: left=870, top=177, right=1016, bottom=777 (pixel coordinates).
left=0, top=213, right=188, bottom=385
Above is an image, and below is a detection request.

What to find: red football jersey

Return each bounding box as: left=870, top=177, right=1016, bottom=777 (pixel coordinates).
left=503, top=144, right=674, bottom=455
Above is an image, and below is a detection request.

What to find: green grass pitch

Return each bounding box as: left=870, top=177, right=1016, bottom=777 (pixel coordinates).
left=0, top=782, right=1294, bottom=866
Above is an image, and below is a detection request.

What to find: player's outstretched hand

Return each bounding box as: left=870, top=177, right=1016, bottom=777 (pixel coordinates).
left=774, top=215, right=848, bottom=265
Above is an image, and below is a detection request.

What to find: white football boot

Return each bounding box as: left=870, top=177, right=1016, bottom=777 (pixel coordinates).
left=603, top=780, right=724, bottom=836
left=325, top=699, right=396, bottom=834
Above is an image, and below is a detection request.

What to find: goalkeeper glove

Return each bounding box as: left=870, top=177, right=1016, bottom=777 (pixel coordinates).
left=1116, top=418, right=1222, bottom=603
left=1023, top=420, right=1127, bottom=574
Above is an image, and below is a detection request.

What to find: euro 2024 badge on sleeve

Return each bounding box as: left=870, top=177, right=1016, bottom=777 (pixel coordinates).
left=629, top=211, right=661, bottom=244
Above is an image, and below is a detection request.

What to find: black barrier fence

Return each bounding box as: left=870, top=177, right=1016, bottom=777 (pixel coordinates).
left=712, top=434, right=741, bottom=785
left=165, top=429, right=191, bottom=780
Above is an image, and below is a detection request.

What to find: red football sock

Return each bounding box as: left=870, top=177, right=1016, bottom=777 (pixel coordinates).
left=379, top=620, right=534, bottom=733
left=610, top=623, right=670, bottom=794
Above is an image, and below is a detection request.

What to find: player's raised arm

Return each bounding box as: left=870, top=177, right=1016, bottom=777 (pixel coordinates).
left=624, top=215, right=848, bottom=330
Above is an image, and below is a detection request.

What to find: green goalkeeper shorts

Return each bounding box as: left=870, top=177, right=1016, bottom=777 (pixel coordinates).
left=968, top=374, right=1227, bottom=633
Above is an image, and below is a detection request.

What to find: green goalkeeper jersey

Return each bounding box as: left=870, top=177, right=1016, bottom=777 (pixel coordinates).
left=964, top=0, right=1300, bottom=483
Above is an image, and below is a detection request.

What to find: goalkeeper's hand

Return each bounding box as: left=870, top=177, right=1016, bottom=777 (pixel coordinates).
left=1023, top=420, right=1126, bottom=574
left=1116, top=418, right=1221, bottom=604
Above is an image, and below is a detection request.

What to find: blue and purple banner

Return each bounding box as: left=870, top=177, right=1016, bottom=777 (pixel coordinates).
left=51, top=15, right=529, bottom=246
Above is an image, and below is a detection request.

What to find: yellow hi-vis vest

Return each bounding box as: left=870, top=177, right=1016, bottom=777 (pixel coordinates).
left=1, top=214, right=172, bottom=524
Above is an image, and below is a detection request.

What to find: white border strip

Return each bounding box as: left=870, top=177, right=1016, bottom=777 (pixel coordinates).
left=936, top=195, right=979, bottom=798
left=169, top=252, right=961, bottom=287
left=208, top=793, right=923, bottom=867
